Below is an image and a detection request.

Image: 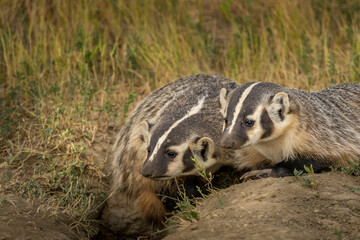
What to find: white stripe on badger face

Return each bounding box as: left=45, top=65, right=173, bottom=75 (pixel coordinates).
left=148, top=95, right=207, bottom=162
left=227, top=82, right=260, bottom=134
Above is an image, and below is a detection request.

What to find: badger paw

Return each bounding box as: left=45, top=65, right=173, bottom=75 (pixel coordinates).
left=240, top=169, right=272, bottom=181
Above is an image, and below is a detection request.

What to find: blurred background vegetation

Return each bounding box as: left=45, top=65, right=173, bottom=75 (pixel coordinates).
left=0, top=0, right=359, bottom=237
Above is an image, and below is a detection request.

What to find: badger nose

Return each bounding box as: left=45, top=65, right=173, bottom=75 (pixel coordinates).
left=140, top=163, right=154, bottom=177
left=220, top=136, right=235, bottom=149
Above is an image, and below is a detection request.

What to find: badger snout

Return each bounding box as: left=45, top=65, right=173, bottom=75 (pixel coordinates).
left=140, top=162, right=154, bottom=178
left=220, top=134, right=243, bottom=150
left=140, top=161, right=168, bottom=179
left=220, top=135, right=235, bottom=149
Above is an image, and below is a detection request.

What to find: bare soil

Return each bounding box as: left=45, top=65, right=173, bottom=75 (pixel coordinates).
left=0, top=191, right=77, bottom=240
left=165, top=172, right=360, bottom=240
left=1, top=167, right=359, bottom=240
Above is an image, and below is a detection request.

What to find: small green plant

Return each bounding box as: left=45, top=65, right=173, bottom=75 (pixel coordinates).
left=303, top=164, right=318, bottom=189
left=217, top=194, right=224, bottom=210
left=1, top=174, right=12, bottom=181
left=350, top=188, right=360, bottom=192
left=191, top=157, right=214, bottom=189
left=294, top=165, right=319, bottom=194
left=174, top=189, right=199, bottom=222
left=162, top=181, right=200, bottom=235
left=334, top=228, right=343, bottom=240
left=293, top=168, right=304, bottom=179
left=192, top=157, right=224, bottom=210
left=21, top=179, right=44, bottom=198
left=165, top=157, right=216, bottom=230
left=123, top=92, right=137, bottom=118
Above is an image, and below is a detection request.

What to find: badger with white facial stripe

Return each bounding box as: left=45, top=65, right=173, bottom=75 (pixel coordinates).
left=101, top=74, right=237, bottom=238
left=140, top=80, right=237, bottom=180
left=220, top=82, right=360, bottom=178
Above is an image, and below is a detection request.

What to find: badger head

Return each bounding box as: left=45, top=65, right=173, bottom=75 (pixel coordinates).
left=220, top=82, right=296, bottom=150
left=139, top=119, right=218, bottom=180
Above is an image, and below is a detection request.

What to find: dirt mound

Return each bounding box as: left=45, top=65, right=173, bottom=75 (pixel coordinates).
left=1, top=171, right=359, bottom=240
left=165, top=172, right=360, bottom=240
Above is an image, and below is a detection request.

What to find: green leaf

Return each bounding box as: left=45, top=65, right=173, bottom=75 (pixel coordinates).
left=190, top=211, right=199, bottom=221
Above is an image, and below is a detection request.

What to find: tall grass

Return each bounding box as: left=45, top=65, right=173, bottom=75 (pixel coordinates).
left=0, top=0, right=359, bottom=237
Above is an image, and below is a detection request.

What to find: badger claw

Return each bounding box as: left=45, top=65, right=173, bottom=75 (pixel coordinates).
left=240, top=169, right=273, bottom=181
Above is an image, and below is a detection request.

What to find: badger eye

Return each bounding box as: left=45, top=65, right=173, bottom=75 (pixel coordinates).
left=224, top=118, right=228, bottom=125
left=147, top=147, right=151, bottom=153
left=244, top=119, right=255, bottom=127
left=166, top=151, right=177, bottom=158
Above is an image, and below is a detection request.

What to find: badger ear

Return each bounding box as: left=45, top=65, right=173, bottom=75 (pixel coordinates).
left=220, top=88, right=228, bottom=117
left=269, top=92, right=289, bottom=122
left=191, top=137, right=215, bottom=163
left=139, top=120, right=151, bottom=144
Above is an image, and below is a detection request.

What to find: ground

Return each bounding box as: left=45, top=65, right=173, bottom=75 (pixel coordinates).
left=164, top=172, right=360, bottom=240
left=1, top=170, right=359, bottom=240
left=0, top=164, right=79, bottom=240
left=0, top=193, right=76, bottom=240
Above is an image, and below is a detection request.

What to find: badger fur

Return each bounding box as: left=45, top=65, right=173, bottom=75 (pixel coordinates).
left=101, top=74, right=237, bottom=237
left=220, top=82, right=360, bottom=177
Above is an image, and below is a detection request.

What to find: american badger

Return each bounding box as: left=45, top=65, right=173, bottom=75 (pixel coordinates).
left=102, top=74, right=237, bottom=237
left=140, top=79, right=238, bottom=180
left=219, top=82, right=360, bottom=177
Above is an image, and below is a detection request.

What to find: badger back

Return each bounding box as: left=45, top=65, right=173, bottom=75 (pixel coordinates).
left=294, top=83, right=360, bottom=163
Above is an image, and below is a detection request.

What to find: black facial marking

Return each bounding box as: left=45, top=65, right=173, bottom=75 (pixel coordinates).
left=260, top=109, right=274, bottom=139
left=200, top=142, right=209, bottom=162
left=182, top=148, right=195, bottom=173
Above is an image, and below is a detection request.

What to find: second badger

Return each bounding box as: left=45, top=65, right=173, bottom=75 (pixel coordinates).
left=220, top=82, right=360, bottom=177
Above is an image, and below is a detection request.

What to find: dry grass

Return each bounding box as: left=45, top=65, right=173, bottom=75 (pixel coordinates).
left=0, top=0, right=359, bottom=238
